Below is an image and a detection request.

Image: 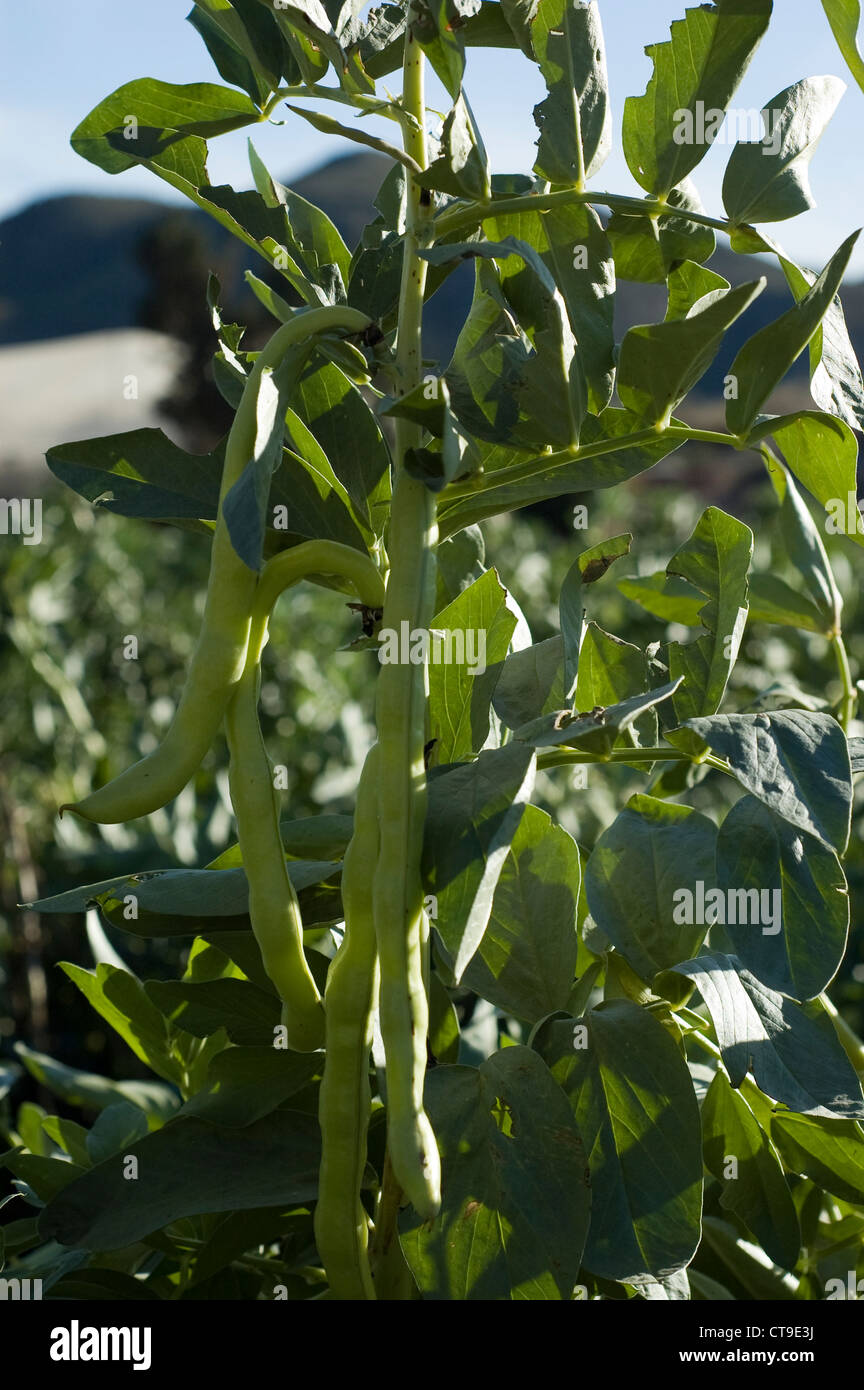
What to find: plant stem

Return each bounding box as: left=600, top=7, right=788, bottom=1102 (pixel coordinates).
left=370, top=1152, right=415, bottom=1299
left=830, top=633, right=857, bottom=733
left=371, top=4, right=439, bottom=1276
left=434, top=187, right=736, bottom=242
left=536, top=746, right=734, bottom=774
left=819, top=991, right=864, bottom=1076
left=439, top=425, right=743, bottom=506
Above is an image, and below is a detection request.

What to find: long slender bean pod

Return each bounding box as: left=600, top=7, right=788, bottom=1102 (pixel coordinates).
left=61, top=307, right=373, bottom=825
left=372, top=13, right=441, bottom=1221
left=315, top=745, right=381, bottom=1300
left=227, top=541, right=385, bottom=1054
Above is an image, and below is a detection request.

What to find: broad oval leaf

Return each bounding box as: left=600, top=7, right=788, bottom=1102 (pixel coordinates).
left=667, top=951, right=864, bottom=1118
left=534, top=1000, right=703, bottom=1281
left=461, top=806, right=580, bottom=1021
left=722, top=76, right=845, bottom=225
left=680, top=709, right=852, bottom=854
left=399, top=1048, right=591, bottom=1300
left=716, top=795, right=849, bottom=1000
left=584, top=793, right=718, bottom=981
left=702, top=1070, right=801, bottom=1269
left=622, top=0, right=772, bottom=196
left=38, top=1111, right=321, bottom=1250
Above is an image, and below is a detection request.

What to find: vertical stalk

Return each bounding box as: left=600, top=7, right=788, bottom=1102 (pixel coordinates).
left=830, top=633, right=856, bottom=733
left=371, top=4, right=440, bottom=1272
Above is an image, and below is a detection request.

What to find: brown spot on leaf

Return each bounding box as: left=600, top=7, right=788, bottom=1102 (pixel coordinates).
left=581, top=555, right=617, bottom=584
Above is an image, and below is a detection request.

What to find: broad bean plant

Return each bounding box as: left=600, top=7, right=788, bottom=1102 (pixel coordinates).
left=7, top=0, right=864, bottom=1301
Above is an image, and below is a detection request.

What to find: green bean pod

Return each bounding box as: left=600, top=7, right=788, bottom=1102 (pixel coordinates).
left=226, top=607, right=324, bottom=1051
left=61, top=307, right=373, bottom=825
left=373, top=477, right=442, bottom=1222
left=226, top=540, right=385, bottom=1054
left=315, top=745, right=380, bottom=1300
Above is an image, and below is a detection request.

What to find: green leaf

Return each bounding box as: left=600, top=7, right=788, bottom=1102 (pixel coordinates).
left=83, top=130, right=325, bottom=305
left=722, top=77, right=846, bottom=224
left=584, top=794, right=718, bottom=981
left=411, top=0, right=474, bottom=97
left=699, top=1216, right=797, bottom=1298
left=779, top=254, right=864, bottom=433
left=224, top=340, right=319, bottom=571
left=622, top=0, right=772, bottom=196
left=424, top=567, right=517, bottom=763
left=290, top=359, right=392, bottom=535
left=188, top=0, right=288, bottom=102
left=702, top=1071, right=801, bottom=1269
left=271, top=431, right=373, bottom=552
left=747, top=574, right=826, bottom=632
left=423, top=745, right=536, bottom=982
left=263, top=0, right=350, bottom=86
left=607, top=179, right=716, bottom=282
left=30, top=861, right=341, bottom=937
left=532, top=0, right=611, bottom=184
left=667, top=951, right=864, bottom=1118
left=750, top=410, right=864, bottom=551
left=716, top=796, right=849, bottom=1000
left=617, top=281, right=764, bottom=427
left=558, top=533, right=631, bottom=700
left=516, top=679, right=682, bottom=756
left=617, top=572, right=704, bottom=625
left=822, top=0, right=864, bottom=93
left=247, top=141, right=351, bottom=284
left=39, top=1111, right=321, bottom=1250
left=86, top=1102, right=150, bottom=1166
left=46, top=429, right=221, bottom=526
left=483, top=201, right=616, bottom=415
left=428, top=975, right=461, bottom=1064
left=666, top=506, right=753, bottom=723
left=500, top=0, right=538, bottom=56
left=144, top=978, right=282, bottom=1046
left=726, top=231, right=860, bottom=436
left=177, top=1046, right=320, bottom=1126
left=59, top=963, right=183, bottom=1086
left=70, top=79, right=262, bottom=174
left=0, top=1153, right=88, bottom=1205
left=437, top=409, right=687, bottom=538
left=534, top=1001, right=703, bottom=1281
left=41, top=1117, right=91, bottom=1169
left=770, top=1111, right=864, bottom=1204
left=14, top=1044, right=179, bottom=1124
left=460, top=807, right=580, bottom=1021
left=399, top=1048, right=591, bottom=1299
left=429, top=244, right=583, bottom=450
left=492, top=636, right=565, bottom=730
left=679, top=710, right=852, bottom=853
left=574, top=623, right=657, bottom=745
left=665, top=260, right=730, bottom=321
left=416, top=92, right=491, bottom=200
left=762, top=455, right=842, bottom=635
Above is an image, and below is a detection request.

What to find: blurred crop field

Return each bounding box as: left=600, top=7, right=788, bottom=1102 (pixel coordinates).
left=3, top=453, right=863, bottom=1111
left=1, top=150, right=862, bottom=1126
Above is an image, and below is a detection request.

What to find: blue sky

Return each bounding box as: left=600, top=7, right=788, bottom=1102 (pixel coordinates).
left=3, top=0, right=863, bottom=272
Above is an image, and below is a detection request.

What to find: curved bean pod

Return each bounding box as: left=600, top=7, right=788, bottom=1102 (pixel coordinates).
left=61, top=306, right=374, bottom=825
left=315, top=745, right=380, bottom=1300
left=373, top=478, right=442, bottom=1222
left=226, top=540, right=385, bottom=1054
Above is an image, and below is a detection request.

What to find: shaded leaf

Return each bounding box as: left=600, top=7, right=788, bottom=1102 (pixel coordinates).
left=400, top=1048, right=591, bottom=1299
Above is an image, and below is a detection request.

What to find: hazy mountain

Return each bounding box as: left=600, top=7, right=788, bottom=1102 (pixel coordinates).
left=2, top=150, right=862, bottom=415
